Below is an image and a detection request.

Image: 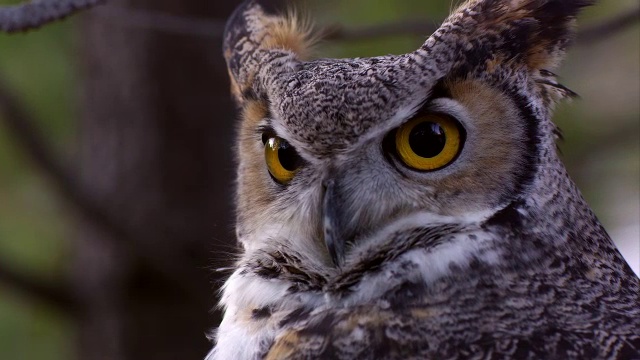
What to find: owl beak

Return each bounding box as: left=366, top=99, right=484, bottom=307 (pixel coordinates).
left=323, top=179, right=345, bottom=267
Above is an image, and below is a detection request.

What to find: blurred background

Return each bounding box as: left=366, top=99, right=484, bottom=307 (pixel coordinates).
left=0, top=0, right=637, bottom=359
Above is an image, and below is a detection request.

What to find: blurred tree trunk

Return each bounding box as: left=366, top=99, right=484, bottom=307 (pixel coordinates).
left=76, top=1, right=240, bottom=359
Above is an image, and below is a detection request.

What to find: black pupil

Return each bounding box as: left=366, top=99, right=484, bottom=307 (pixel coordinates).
left=408, top=121, right=446, bottom=158
left=278, top=140, right=301, bottom=171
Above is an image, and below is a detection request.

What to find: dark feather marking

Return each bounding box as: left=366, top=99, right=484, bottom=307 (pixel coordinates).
left=251, top=306, right=272, bottom=320
left=248, top=250, right=327, bottom=291
left=329, top=224, right=462, bottom=292
left=279, top=307, right=312, bottom=327
left=536, top=79, right=579, bottom=98
left=484, top=200, right=526, bottom=228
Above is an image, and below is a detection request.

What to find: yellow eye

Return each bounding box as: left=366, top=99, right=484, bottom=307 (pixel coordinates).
left=394, top=114, right=463, bottom=171
left=264, top=136, right=303, bottom=184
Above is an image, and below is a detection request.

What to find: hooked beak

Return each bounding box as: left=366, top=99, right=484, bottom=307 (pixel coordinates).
left=323, top=179, right=345, bottom=267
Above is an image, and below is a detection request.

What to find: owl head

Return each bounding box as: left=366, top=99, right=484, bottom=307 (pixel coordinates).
left=223, top=0, right=592, bottom=267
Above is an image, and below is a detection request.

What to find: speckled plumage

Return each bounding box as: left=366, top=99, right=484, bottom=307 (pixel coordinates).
left=208, top=0, right=640, bottom=359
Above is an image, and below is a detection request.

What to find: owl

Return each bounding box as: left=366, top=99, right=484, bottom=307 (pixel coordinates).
left=207, top=0, right=640, bottom=359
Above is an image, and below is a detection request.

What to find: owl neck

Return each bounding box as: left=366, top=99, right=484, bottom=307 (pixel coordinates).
left=481, top=151, right=629, bottom=280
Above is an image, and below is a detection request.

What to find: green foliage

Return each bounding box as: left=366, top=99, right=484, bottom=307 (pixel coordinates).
left=318, top=0, right=449, bottom=57
left=0, top=7, right=75, bottom=359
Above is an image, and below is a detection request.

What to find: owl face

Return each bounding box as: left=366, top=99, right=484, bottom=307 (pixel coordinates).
left=226, top=0, right=581, bottom=265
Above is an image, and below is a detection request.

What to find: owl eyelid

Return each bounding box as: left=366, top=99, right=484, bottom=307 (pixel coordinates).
left=258, top=125, right=277, bottom=144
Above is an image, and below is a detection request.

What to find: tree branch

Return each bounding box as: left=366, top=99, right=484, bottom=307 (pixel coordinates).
left=577, top=5, right=640, bottom=43
left=87, top=5, right=640, bottom=47
left=92, top=5, right=225, bottom=37
left=1, top=1, right=637, bottom=42
left=0, top=78, right=203, bottom=299
left=322, top=19, right=439, bottom=42
left=0, top=260, right=78, bottom=313
left=0, top=79, right=127, bottom=245
left=0, top=0, right=106, bottom=33
left=325, top=6, right=640, bottom=43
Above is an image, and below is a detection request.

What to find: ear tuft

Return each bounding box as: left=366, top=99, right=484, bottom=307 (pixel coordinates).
left=521, top=0, right=594, bottom=70
left=263, top=10, right=318, bottom=61
left=223, top=1, right=318, bottom=106
left=432, top=0, right=595, bottom=73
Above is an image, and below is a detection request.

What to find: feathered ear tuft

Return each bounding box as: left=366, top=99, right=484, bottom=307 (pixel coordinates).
left=423, top=0, right=595, bottom=74
left=521, top=0, right=595, bottom=70
left=223, top=1, right=317, bottom=105
left=263, top=9, right=318, bottom=61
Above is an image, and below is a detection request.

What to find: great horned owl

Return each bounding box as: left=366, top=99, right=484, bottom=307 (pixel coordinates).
left=208, top=0, right=640, bottom=359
